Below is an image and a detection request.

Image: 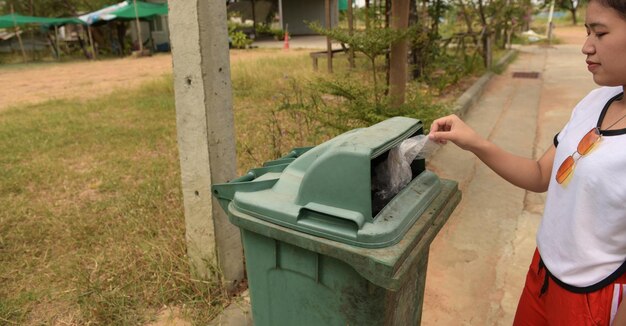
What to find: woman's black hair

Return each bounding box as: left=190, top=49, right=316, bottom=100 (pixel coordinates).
left=591, top=0, right=626, bottom=18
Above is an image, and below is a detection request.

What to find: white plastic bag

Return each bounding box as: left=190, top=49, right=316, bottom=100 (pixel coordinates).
left=372, top=135, right=439, bottom=201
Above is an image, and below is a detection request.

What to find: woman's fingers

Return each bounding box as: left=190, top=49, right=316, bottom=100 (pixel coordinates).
left=429, top=115, right=460, bottom=143
left=430, top=115, right=456, bottom=133
left=428, top=114, right=483, bottom=150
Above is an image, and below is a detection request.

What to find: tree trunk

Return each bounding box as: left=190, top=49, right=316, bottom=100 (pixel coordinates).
left=409, top=0, right=421, bottom=79
left=348, top=0, right=355, bottom=68
left=371, top=56, right=379, bottom=100
left=389, top=0, right=410, bottom=107
left=570, top=7, right=578, bottom=25
left=457, top=0, right=474, bottom=35
left=477, top=0, right=491, bottom=69
left=30, top=0, right=36, bottom=61
left=430, top=0, right=442, bottom=36
left=46, top=32, right=59, bottom=59
left=385, top=0, right=391, bottom=93
left=117, top=21, right=127, bottom=56
left=77, top=34, right=91, bottom=59
left=365, top=0, right=370, bottom=29
left=325, top=0, right=333, bottom=73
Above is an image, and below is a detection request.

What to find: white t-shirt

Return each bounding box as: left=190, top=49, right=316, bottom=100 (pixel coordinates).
left=537, top=86, right=626, bottom=289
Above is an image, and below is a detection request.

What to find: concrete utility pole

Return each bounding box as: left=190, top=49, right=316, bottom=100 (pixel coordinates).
left=168, top=0, right=245, bottom=290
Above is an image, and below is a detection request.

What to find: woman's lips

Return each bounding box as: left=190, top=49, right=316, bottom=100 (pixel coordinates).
left=587, top=60, right=600, bottom=72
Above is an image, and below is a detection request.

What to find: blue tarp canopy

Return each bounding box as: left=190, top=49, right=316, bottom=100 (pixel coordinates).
left=79, top=1, right=168, bottom=25
left=0, top=1, right=167, bottom=28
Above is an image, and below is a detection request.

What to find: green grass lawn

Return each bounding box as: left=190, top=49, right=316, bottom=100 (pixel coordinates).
left=0, top=52, right=337, bottom=325
left=0, top=76, right=229, bottom=324
left=0, top=48, right=477, bottom=324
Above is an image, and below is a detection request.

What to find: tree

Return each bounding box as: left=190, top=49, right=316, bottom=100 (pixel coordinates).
left=408, top=0, right=450, bottom=81
left=452, top=0, right=532, bottom=68
left=310, top=22, right=409, bottom=101
left=559, top=0, right=584, bottom=25
left=538, top=0, right=584, bottom=26
left=389, top=0, right=410, bottom=107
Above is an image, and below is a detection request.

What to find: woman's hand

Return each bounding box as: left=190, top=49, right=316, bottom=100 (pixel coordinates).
left=428, top=114, right=485, bottom=151
left=428, top=114, right=554, bottom=192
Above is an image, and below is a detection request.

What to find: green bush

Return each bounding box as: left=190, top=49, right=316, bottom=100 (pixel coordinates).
left=230, top=31, right=253, bottom=49
left=271, top=28, right=286, bottom=40
left=274, top=75, right=449, bottom=140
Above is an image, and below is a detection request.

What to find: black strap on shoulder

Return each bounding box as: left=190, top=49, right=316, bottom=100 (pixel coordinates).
left=553, top=133, right=559, bottom=147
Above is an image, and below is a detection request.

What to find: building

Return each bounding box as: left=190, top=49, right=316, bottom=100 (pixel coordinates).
left=227, top=0, right=339, bottom=35
left=128, top=0, right=170, bottom=52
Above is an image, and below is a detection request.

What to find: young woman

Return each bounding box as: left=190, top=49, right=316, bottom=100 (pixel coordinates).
left=428, top=1, right=626, bottom=324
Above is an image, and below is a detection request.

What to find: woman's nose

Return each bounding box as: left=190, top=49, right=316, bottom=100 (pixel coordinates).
left=581, top=38, right=595, bottom=55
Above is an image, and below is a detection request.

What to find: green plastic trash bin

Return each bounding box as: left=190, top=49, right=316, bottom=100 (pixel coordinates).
left=212, top=117, right=461, bottom=326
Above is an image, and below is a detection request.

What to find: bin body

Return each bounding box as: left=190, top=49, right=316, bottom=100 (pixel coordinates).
left=212, top=117, right=461, bottom=325
left=242, top=229, right=426, bottom=326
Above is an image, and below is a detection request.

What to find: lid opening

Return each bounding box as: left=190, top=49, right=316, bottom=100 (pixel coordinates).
left=370, top=130, right=425, bottom=217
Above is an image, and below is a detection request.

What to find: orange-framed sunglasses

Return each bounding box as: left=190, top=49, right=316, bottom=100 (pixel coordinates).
left=555, top=127, right=601, bottom=184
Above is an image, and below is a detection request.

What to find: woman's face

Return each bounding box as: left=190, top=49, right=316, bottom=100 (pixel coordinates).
left=582, top=1, right=626, bottom=87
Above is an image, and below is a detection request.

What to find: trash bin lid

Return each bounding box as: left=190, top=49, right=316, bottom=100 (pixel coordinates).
left=215, top=117, right=443, bottom=248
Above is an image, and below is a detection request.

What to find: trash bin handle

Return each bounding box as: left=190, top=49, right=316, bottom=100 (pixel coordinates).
left=297, top=203, right=364, bottom=240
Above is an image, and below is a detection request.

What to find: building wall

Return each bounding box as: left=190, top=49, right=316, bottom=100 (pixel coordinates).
left=148, top=0, right=170, bottom=49
left=129, top=0, right=170, bottom=52
left=150, top=15, right=170, bottom=49
left=281, top=0, right=338, bottom=35
left=128, top=0, right=339, bottom=49
left=0, top=34, right=48, bottom=53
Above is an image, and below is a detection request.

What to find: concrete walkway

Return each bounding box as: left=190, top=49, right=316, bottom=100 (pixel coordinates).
left=210, top=36, right=597, bottom=325
left=423, top=43, right=596, bottom=325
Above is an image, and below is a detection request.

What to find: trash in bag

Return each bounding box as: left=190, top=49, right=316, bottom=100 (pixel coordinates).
left=372, top=135, right=440, bottom=203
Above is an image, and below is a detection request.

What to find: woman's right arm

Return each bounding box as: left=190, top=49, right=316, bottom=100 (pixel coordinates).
left=429, top=114, right=555, bottom=193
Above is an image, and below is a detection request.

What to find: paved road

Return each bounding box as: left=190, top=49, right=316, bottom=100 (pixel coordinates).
left=422, top=43, right=597, bottom=325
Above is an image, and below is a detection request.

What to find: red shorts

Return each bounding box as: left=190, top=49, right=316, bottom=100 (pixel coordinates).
left=513, top=249, right=626, bottom=325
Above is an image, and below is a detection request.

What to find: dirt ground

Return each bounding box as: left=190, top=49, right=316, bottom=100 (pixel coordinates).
left=553, top=24, right=587, bottom=46
left=0, top=48, right=309, bottom=112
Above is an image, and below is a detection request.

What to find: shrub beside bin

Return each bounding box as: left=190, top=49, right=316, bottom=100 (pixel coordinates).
left=212, top=117, right=461, bottom=326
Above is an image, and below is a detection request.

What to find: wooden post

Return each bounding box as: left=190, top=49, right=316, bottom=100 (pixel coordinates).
left=10, top=6, right=27, bottom=62
left=389, top=0, right=410, bottom=107
left=54, top=25, right=60, bottom=60
left=133, top=0, right=144, bottom=53
left=325, top=0, right=333, bottom=73
left=29, top=0, right=35, bottom=61
left=347, top=0, right=355, bottom=69
left=251, top=0, right=257, bottom=38
left=87, top=25, right=96, bottom=59
left=46, top=29, right=59, bottom=59
left=168, top=0, right=245, bottom=290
